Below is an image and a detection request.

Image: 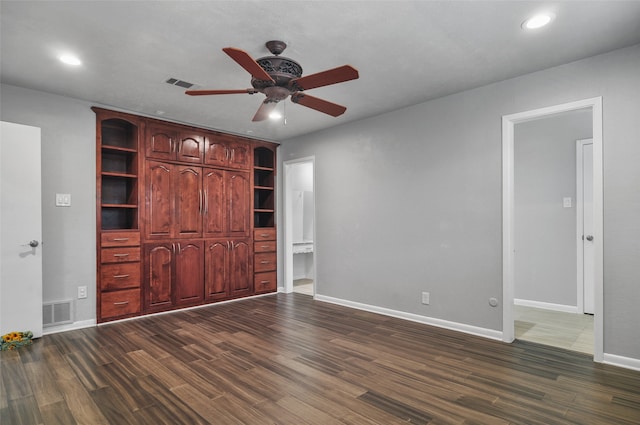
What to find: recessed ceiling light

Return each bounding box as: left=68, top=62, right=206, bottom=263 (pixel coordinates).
left=522, top=13, right=554, bottom=30
left=59, top=54, right=82, bottom=66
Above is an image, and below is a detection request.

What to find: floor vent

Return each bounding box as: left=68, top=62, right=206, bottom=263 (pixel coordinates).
left=166, top=77, right=195, bottom=89
left=43, top=300, right=74, bottom=327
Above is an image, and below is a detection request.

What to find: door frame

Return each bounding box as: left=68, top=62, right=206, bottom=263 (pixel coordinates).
left=576, top=138, right=594, bottom=315
left=283, top=156, right=316, bottom=294
left=502, top=97, right=603, bottom=362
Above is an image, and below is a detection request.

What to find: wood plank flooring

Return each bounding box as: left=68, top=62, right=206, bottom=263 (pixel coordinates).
left=2, top=293, right=639, bottom=424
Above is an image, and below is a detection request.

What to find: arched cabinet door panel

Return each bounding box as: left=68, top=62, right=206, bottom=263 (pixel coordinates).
left=205, top=240, right=229, bottom=300
left=144, top=243, right=174, bottom=311
left=175, top=241, right=204, bottom=305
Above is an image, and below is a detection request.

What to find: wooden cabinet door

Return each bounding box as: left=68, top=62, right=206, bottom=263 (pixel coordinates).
left=227, top=171, right=251, bottom=237
left=204, top=240, right=229, bottom=300
left=229, top=239, right=252, bottom=296
left=144, top=243, right=174, bottom=311
left=228, top=141, right=251, bottom=170
left=146, top=161, right=174, bottom=239
left=146, top=124, right=177, bottom=161
left=175, top=166, right=202, bottom=238
left=175, top=241, right=203, bottom=306
left=204, top=134, right=229, bottom=168
left=202, top=168, right=225, bottom=238
left=177, top=132, right=205, bottom=164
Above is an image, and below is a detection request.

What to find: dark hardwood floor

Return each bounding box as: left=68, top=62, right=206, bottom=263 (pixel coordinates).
left=2, top=293, right=639, bottom=424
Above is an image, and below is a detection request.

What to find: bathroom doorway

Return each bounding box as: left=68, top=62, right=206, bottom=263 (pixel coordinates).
left=283, top=157, right=316, bottom=296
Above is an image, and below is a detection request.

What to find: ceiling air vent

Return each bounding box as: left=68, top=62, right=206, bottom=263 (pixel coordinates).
left=166, top=77, right=195, bottom=89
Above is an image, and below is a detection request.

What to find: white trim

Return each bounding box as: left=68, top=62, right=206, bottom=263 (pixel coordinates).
left=502, top=97, right=604, bottom=363
left=42, top=319, right=96, bottom=335
left=514, top=298, right=579, bottom=314
left=282, top=157, right=316, bottom=295
left=315, top=295, right=503, bottom=341
left=603, top=353, right=640, bottom=372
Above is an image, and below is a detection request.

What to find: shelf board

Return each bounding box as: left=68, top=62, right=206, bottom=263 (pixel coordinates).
left=102, top=171, right=137, bottom=179
left=254, top=166, right=274, bottom=172
left=102, top=145, right=137, bottom=153
left=254, top=208, right=274, bottom=213
left=102, top=204, right=138, bottom=209
left=254, top=185, right=274, bottom=191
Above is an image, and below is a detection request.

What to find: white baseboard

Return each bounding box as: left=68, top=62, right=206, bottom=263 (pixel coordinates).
left=315, top=294, right=503, bottom=341
left=603, top=353, right=640, bottom=372
left=514, top=298, right=579, bottom=313
left=42, top=319, right=96, bottom=335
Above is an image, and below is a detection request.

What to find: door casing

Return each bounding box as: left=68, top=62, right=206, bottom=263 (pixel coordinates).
left=502, top=97, right=603, bottom=362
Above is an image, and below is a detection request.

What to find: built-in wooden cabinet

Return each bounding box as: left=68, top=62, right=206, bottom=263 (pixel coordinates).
left=205, top=238, right=252, bottom=300
left=253, top=145, right=277, bottom=293
left=95, top=108, right=143, bottom=322
left=146, top=124, right=205, bottom=164
left=95, top=108, right=277, bottom=322
left=144, top=240, right=204, bottom=312
left=205, top=132, right=252, bottom=170
left=145, top=162, right=203, bottom=239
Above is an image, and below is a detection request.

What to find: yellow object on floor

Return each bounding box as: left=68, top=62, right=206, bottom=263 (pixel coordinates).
left=1, top=330, right=33, bottom=351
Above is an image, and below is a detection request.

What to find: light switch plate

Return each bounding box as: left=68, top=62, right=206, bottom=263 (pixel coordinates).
left=55, top=193, right=71, bottom=207
left=563, top=197, right=572, bottom=208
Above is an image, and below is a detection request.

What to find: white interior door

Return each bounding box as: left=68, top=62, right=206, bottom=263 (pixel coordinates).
left=580, top=140, right=595, bottom=314
left=0, top=121, right=43, bottom=338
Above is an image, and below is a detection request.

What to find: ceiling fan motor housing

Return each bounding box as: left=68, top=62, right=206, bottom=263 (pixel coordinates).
left=252, top=56, right=303, bottom=90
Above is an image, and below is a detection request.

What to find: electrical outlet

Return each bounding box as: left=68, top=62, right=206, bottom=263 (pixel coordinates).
left=421, top=291, right=430, bottom=305
left=78, top=286, right=87, bottom=299
left=55, top=193, right=71, bottom=207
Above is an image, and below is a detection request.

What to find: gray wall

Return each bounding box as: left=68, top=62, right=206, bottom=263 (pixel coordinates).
left=1, top=44, right=638, bottom=360
left=0, top=84, right=97, bottom=323
left=279, top=44, right=640, bottom=360
left=514, top=111, right=592, bottom=307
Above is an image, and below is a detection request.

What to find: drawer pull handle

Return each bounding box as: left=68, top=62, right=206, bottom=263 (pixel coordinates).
left=260, top=261, right=270, bottom=264
left=113, top=274, right=130, bottom=279
left=112, top=238, right=129, bottom=241
left=113, top=253, right=129, bottom=257
left=261, top=245, right=270, bottom=249
left=113, top=301, right=129, bottom=306
left=260, top=280, right=270, bottom=284
left=260, top=234, right=269, bottom=237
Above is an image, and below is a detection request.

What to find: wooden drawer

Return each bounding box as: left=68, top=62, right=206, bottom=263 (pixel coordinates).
left=254, top=240, right=276, bottom=253
left=254, top=228, right=275, bottom=241
left=101, top=289, right=140, bottom=319
left=100, top=262, right=141, bottom=290
left=101, top=231, right=140, bottom=247
left=101, top=247, right=140, bottom=264
left=254, top=252, right=276, bottom=273
left=254, top=272, right=277, bottom=293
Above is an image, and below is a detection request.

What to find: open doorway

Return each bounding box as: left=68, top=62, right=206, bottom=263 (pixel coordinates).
left=502, top=97, right=603, bottom=362
left=283, top=157, right=316, bottom=296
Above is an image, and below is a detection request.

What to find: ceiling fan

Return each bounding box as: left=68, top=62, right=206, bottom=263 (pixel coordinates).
left=185, top=40, right=359, bottom=122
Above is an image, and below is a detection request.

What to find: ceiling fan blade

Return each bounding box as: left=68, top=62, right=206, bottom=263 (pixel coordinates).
left=290, top=93, right=347, bottom=117
left=290, top=65, right=359, bottom=91
left=222, top=47, right=275, bottom=83
left=252, top=101, right=278, bottom=122
left=185, top=89, right=257, bottom=96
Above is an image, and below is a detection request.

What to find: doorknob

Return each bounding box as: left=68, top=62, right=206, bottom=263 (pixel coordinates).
left=21, top=240, right=39, bottom=248
left=585, top=235, right=594, bottom=241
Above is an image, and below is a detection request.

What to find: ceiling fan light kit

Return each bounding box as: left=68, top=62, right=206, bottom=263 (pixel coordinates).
left=186, top=40, right=359, bottom=122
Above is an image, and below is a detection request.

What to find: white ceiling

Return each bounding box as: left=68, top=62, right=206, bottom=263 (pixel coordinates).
left=2, top=1, right=640, bottom=142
